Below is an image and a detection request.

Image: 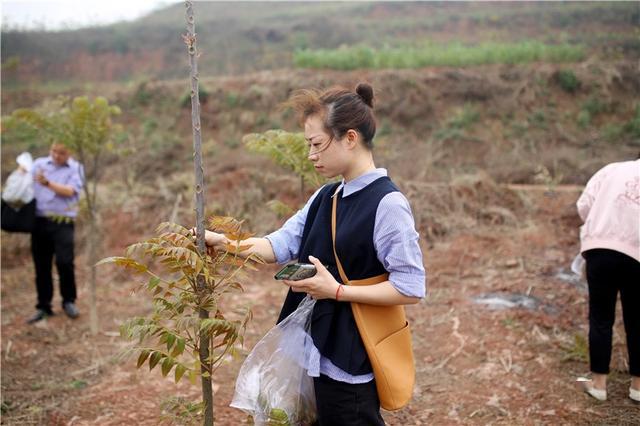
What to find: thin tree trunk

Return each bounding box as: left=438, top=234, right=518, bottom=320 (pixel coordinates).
left=88, top=212, right=99, bottom=335
left=89, top=158, right=100, bottom=335
left=184, top=2, right=214, bottom=426
left=80, top=155, right=100, bottom=335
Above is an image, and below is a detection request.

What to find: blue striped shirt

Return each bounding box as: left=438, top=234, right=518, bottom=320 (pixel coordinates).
left=32, top=156, right=84, bottom=218
left=266, top=168, right=426, bottom=383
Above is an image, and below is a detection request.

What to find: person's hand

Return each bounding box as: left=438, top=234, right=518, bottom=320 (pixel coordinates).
left=204, top=230, right=227, bottom=249
left=190, top=228, right=227, bottom=249
left=283, top=255, right=341, bottom=300
left=35, top=170, right=49, bottom=186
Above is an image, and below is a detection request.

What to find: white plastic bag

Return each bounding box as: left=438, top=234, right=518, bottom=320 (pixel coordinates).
left=571, top=253, right=586, bottom=279
left=231, top=295, right=317, bottom=426
left=2, top=152, right=34, bottom=205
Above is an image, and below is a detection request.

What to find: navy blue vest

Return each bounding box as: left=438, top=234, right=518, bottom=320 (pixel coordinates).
left=277, top=176, right=399, bottom=375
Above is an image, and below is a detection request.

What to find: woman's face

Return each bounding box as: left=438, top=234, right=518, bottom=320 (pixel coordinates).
left=304, top=115, right=349, bottom=179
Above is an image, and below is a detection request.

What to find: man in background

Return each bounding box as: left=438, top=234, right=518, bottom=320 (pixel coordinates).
left=27, top=143, right=84, bottom=324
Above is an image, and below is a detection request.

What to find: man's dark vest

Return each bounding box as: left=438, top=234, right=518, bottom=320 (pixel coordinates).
left=277, top=176, right=399, bottom=375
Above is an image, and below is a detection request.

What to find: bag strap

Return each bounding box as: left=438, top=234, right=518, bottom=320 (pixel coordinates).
left=331, top=189, right=350, bottom=285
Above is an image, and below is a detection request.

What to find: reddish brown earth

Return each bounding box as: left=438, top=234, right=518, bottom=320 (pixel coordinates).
left=2, top=186, right=639, bottom=425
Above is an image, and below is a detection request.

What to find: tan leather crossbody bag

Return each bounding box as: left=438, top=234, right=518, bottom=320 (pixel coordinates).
left=331, top=192, right=415, bottom=411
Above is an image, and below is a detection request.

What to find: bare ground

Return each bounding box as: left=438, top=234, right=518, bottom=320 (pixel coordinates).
left=2, top=188, right=639, bottom=425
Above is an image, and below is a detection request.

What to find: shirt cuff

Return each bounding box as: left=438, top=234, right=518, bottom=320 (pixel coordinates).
left=389, top=270, right=426, bottom=298
left=264, top=233, right=292, bottom=265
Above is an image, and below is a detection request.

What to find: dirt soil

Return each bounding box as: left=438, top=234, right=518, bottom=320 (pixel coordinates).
left=2, top=187, right=639, bottom=425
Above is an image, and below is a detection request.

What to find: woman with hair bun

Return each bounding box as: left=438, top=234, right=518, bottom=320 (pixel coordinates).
left=204, top=83, right=426, bottom=424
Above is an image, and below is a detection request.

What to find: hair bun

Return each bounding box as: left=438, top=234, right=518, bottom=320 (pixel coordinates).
left=355, top=83, right=374, bottom=108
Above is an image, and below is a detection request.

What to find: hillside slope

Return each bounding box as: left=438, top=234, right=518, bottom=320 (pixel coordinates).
left=2, top=2, right=638, bottom=83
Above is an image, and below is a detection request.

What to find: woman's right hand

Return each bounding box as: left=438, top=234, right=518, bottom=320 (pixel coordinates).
left=204, top=230, right=227, bottom=249
left=191, top=228, right=227, bottom=249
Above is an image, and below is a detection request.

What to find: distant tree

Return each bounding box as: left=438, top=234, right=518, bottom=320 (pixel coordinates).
left=243, top=129, right=326, bottom=198
left=4, top=96, right=122, bottom=335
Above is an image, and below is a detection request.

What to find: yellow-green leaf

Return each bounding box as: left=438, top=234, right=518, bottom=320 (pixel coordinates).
left=148, top=277, right=160, bottom=290
left=137, top=349, right=151, bottom=368
left=149, top=351, right=163, bottom=371
left=174, top=364, right=187, bottom=383
left=166, top=333, right=176, bottom=351
left=96, top=256, right=147, bottom=273
left=161, top=357, right=175, bottom=377
left=188, top=369, right=198, bottom=385
left=171, top=338, right=186, bottom=357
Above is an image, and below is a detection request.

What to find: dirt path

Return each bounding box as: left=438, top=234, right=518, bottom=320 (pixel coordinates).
left=2, top=190, right=639, bottom=425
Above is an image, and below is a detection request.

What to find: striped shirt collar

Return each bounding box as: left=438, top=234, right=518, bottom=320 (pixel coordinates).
left=333, top=168, right=388, bottom=198
left=46, top=156, right=71, bottom=167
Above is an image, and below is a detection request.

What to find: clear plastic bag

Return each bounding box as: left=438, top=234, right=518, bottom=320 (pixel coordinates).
left=231, top=295, right=317, bottom=426
left=571, top=253, right=586, bottom=279
left=2, top=152, right=34, bottom=205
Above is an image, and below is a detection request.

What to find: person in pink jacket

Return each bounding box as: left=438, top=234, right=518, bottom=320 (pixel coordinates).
left=576, top=158, right=639, bottom=403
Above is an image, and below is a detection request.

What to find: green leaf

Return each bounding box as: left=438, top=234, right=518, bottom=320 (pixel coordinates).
left=199, top=318, right=234, bottom=336
left=188, top=369, right=198, bottom=385
left=149, top=351, right=163, bottom=371
left=158, top=332, right=168, bottom=345
left=171, top=338, right=186, bottom=357
left=148, top=276, right=160, bottom=290
left=166, top=333, right=176, bottom=351
left=95, top=256, right=147, bottom=273
left=161, top=357, right=175, bottom=377
left=137, top=349, right=151, bottom=368
left=174, top=364, right=188, bottom=383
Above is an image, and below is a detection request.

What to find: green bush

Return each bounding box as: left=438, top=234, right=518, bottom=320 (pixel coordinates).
left=224, top=138, right=241, bottom=149
left=142, top=118, right=158, bottom=137
left=450, top=104, right=479, bottom=130
left=225, top=92, right=240, bottom=108
left=434, top=104, right=479, bottom=141
left=528, top=109, right=547, bottom=129
left=132, top=81, right=153, bottom=107
left=556, top=69, right=581, bottom=93
left=577, top=110, right=591, bottom=129
left=294, top=41, right=585, bottom=70
left=180, top=85, right=210, bottom=108
left=601, top=124, right=624, bottom=142
left=582, top=96, right=607, bottom=116
left=577, top=96, right=608, bottom=129
left=625, top=104, right=640, bottom=139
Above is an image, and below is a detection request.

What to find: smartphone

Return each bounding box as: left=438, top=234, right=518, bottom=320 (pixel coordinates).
left=274, top=263, right=317, bottom=281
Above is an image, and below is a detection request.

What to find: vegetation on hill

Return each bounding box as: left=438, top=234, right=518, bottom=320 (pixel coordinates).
left=294, top=41, right=586, bottom=70
left=1, top=2, right=638, bottom=83
left=1, top=2, right=638, bottom=234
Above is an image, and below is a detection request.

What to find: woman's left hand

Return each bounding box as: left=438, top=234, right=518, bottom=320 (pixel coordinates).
left=282, top=255, right=340, bottom=300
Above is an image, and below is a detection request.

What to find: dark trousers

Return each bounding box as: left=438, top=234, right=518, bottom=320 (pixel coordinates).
left=313, top=374, right=385, bottom=426
left=584, top=248, right=640, bottom=377
left=31, top=217, right=76, bottom=313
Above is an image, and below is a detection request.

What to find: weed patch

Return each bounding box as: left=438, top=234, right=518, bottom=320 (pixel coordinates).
left=554, top=69, right=581, bottom=93
left=561, top=333, right=589, bottom=363
left=434, top=103, right=480, bottom=141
